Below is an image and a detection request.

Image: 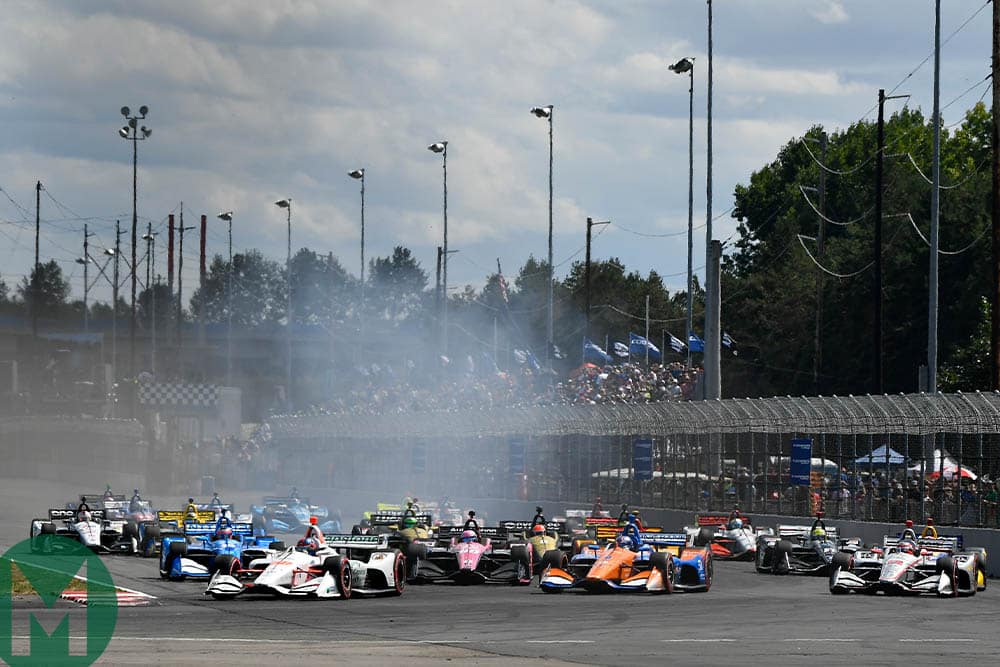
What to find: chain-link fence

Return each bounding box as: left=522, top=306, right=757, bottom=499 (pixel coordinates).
left=267, top=392, right=1000, bottom=528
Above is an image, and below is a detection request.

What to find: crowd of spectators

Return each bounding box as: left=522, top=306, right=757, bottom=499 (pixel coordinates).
left=283, top=360, right=701, bottom=417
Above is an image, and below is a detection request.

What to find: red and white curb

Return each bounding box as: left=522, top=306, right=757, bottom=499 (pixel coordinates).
left=60, top=586, right=156, bottom=607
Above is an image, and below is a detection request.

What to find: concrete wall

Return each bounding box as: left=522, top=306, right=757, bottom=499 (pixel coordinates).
left=0, top=416, right=147, bottom=490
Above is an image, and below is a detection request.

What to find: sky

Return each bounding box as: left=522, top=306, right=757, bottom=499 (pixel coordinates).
left=0, top=0, right=994, bottom=307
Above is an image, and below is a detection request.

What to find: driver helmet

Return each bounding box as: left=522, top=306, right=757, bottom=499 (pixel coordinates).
left=217, top=526, right=233, bottom=540
left=78, top=510, right=92, bottom=522
left=532, top=524, right=545, bottom=537
left=297, top=537, right=319, bottom=554
left=402, top=516, right=418, bottom=530
left=728, top=518, right=744, bottom=531
left=617, top=535, right=634, bottom=550
left=811, top=526, right=826, bottom=540
left=898, top=539, right=918, bottom=556
left=460, top=529, right=478, bottom=543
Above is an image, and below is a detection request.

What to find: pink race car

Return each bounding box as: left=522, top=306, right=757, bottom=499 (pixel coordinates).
left=411, top=511, right=533, bottom=585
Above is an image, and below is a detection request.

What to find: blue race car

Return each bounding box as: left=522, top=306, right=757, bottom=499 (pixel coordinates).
left=159, top=515, right=284, bottom=580
left=250, top=491, right=340, bottom=535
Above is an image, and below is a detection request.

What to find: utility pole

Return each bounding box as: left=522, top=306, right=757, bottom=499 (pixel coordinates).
left=82, top=225, right=92, bottom=332
left=142, top=223, right=157, bottom=375
left=928, top=0, right=942, bottom=394
left=704, top=0, right=717, bottom=397
left=809, top=133, right=828, bottom=395
left=177, top=220, right=194, bottom=354
left=167, top=214, right=175, bottom=296
left=875, top=89, right=885, bottom=396
left=584, top=217, right=610, bottom=340
left=111, top=221, right=122, bottom=385
left=993, top=0, right=1000, bottom=390
left=199, top=214, right=207, bottom=346
left=33, top=180, right=40, bottom=337
left=435, top=246, right=442, bottom=334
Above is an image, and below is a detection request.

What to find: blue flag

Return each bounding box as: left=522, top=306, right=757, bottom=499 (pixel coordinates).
left=583, top=338, right=612, bottom=365
left=667, top=332, right=686, bottom=353
left=613, top=341, right=630, bottom=358
left=526, top=351, right=542, bottom=371
left=629, top=332, right=662, bottom=362
left=688, top=332, right=705, bottom=353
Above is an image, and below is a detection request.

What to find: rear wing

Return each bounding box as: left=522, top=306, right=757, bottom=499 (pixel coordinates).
left=437, top=526, right=505, bottom=540
left=499, top=520, right=566, bottom=534
left=695, top=513, right=752, bottom=527
left=376, top=502, right=403, bottom=512
left=566, top=509, right=610, bottom=519
left=195, top=502, right=234, bottom=514
left=777, top=525, right=840, bottom=540
left=184, top=521, right=254, bottom=537
left=157, top=510, right=216, bottom=525
left=593, top=525, right=662, bottom=541
left=640, top=532, right=689, bottom=547
left=584, top=517, right=620, bottom=528
left=49, top=509, right=104, bottom=521
left=80, top=494, right=126, bottom=505
left=262, top=496, right=309, bottom=506
left=323, top=534, right=390, bottom=550
left=369, top=512, right=433, bottom=527
left=884, top=535, right=962, bottom=552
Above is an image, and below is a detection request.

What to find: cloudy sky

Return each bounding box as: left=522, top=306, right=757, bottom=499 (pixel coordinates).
left=0, top=0, right=992, bottom=305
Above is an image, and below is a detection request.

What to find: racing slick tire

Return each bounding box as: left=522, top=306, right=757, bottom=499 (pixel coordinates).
left=269, top=541, right=286, bottom=552
left=694, top=527, right=715, bottom=547
left=162, top=540, right=187, bottom=580
left=213, top=554, right=239, bottom=577
left=122, top=520, right=139, bottom=553
left=142, top=524, right=160, bottom=558
left=539, top=550, right=569, bottom=593
left=390, top=549, right=407, bottom=596
left=404, top=542, right=427, bottom=581
left=935, top=555, right=967, bottom=597
left=829, top=552, right=853, bottom=594
left=323, top=555, right=352, bottom=600
left=649, top=552, right=675, bottom=594
left=40, top=522, right=56, bottom=535
left=510, top=545, right=532, bottom=584
left=702, top=551, right=714, bottom=592
left=975, top=551, right=987, bottom=591
left=772, top=540, right=793, bottom=575
left=755, top=539, right=771, bottom=573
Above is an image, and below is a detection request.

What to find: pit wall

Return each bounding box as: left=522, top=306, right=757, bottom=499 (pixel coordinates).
left=0, top=417, right=147, bottom=490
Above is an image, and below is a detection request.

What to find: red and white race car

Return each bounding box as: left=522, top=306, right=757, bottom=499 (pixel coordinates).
left=684, top=509, right=772, bottom=560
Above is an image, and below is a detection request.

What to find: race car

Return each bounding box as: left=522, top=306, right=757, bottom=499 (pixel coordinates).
left=251, top=492, right=338, bottom=535
left=204, top=533, right=406, bottom=600
left=364, top=510, right=438, bottom=580
left=159, top=515, right=284, bottom=580
left=499, top=519, right=565, bottom=574
left=412, top=511, right=532, bottom=585
left=29, top=508, right=115, bottom=553
left=538, top=515, right=713, bottom=594
left=685, top=508, right=771, bottom=560
left=829, top=520, right=988, bottom=596
left=756, top=513, right=863, bottom=575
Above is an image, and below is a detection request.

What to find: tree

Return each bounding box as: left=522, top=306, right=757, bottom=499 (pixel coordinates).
left=189, top=250, right=285, bottom=328
left=17, top=260, right=70, bottom=319
left=367, top=246, right=427, bottom=324
left=0, top=277, right=8, bottom=303
left=289, top=249, right=355, bottom=327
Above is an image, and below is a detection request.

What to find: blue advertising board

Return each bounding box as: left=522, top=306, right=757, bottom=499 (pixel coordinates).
left=633, top=438, right=653, bottom=481
left=790, top=438, right=813, bottom=486
left=509, top=437, right=526, bottom=475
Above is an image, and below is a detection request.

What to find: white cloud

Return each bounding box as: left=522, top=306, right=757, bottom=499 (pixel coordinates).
left=812, top=2, right=849, bottom=25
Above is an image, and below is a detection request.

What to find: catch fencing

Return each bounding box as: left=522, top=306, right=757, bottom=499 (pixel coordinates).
left=267, top=392, right=1000, bottom=528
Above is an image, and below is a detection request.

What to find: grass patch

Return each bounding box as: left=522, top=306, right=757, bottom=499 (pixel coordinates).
left=9, top=562, right=93, bottom=596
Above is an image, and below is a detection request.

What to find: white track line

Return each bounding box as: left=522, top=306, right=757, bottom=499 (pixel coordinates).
left=899, top=639, right=977, bottom=643
left=783, top=639, right=858, bottom=642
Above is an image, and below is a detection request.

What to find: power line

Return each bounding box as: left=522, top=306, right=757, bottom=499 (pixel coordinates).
left=901, top=212, right=989, bottom=255
left=798, top=185, right=873, bottom=225
left=898, top=152, right=989, bottom=190
left=797, top=234, right=873, bottom=278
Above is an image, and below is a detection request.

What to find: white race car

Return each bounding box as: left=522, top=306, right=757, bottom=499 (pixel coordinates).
left=205, top=533, right=406, bottom=600
left=829, top=523, right=987, bottom=596
left=29, top=509, right=112, bottom=553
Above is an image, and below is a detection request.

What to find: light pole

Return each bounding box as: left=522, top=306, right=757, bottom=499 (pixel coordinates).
left=584, top=217, right=610, bottom=340
left=104, top=238, right=119, bottom=388
left=75, top=255, right=91, bottom=332
left=119, top=105, right=151, bottom=381
left=427, top=142, right=448, bottom=356
left=669, top=57, right=695, bottom=369
left=217, top=211, right=234, bottom=387
left=531, top=104, right=554, bottom=369
left=275, top=199, right=293, bottom=408
left=141, top=226, right=158, bottom=375
left=348, top=168, right=365, bottom=350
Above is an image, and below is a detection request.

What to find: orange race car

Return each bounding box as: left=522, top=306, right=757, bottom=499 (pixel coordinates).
left=539, top=514, right=713, bottom=594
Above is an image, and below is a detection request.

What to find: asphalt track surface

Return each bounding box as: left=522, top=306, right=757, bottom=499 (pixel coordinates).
left=2, top=478, right=999, bottom=665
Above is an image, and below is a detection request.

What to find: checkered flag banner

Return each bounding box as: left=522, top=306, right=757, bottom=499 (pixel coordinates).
left=138, top=383, right=219, bottom=407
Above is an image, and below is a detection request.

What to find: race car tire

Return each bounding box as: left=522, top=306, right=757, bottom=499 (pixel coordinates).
left=162, top=540, right=187, bottom=580
left=829, top=552, right=852, bottom=594
left=122, top=520, right=138, bottom=546
left=694, top=527, right=715, bottom=547
left=755, top=539, right=771, bottom=573
left=649, top=552, right=675, bottom=594
left=142, top=524, right=160, bottom=558
left=40, top=523, right=56, bottom=535
left=323, top=555, right=352, bottom=600
left=391, top=550, right=406, bottom=596
left=974, top=551, right=987, bottom=591
left=540, top=549, right=569, bottom=572
left=510, top=545, right=532, bottom=584
left=935, top=555, right=963, bottom=597
left=772, top=540, right=793, bottom=575
left=213, top=554, right=239, bottom=577
left=269, top=541, right=286, bottom=552
left=702, top=551, right=714, bottom=592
